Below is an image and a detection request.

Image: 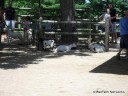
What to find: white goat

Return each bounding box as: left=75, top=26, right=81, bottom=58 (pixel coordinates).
left=89, top=43, right=105, bottom=53
left=43, top=40, right=55, bottom=50
left=56, top=43, right=77, bottom=52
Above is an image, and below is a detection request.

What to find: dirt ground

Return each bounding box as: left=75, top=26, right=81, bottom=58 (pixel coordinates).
left=0, top=36, right=128, bottom=96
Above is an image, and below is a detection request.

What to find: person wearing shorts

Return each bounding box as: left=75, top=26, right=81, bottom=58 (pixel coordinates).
left=108, top=3, right=117, bottom=43
left=116, top=10, right=128, bottom=59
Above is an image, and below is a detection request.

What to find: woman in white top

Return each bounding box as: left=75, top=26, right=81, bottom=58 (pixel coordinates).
left=99, top=8, right=112, bottom=32
left=100, top=8, right=112, bottom=23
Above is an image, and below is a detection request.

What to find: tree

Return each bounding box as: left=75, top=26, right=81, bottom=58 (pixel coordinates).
left=38, top=0, right=42, bottom=18
left=60, top=0, right=75, bottom=21
left=60, top=0, right=78, bottom=43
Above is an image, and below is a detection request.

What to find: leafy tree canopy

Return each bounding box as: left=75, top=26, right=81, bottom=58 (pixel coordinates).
left=3, top=0, right=128, bottom=20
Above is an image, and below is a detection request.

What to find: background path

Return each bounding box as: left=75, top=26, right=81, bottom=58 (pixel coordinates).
left=0, top=38, right=128, bottom=96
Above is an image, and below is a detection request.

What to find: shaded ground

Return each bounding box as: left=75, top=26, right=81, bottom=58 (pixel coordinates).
left=0, top=37, right=128, bottom=96
left=90, top=56, right=128, bottom=75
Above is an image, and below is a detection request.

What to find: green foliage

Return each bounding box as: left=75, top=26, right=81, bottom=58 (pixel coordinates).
left=4, top=0, right=128, bottom=20
left=75, top=4, right=87, bottom=9
left=43, top=0, right=59, bottom=5
left=87, top=0, right=128, bottom=21
left=5, top=0, right=38, bottom=15
left=42, top=4, right=60, bottom=8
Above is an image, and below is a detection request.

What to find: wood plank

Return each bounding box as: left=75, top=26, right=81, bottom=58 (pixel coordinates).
left=44, top=32, right=105, bottom=35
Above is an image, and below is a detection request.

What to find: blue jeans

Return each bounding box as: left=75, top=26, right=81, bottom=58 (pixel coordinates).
left=5, top=20, right=15, bottom=30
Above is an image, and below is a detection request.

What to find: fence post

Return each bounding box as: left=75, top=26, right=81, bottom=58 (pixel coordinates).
left=105, top=18, right=109, bottom=52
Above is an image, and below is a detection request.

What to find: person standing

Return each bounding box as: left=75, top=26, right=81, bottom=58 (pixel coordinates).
left=23, top=16, right=31, bottom=44
left=116, top=10, right=128, bottom=60
left=108, top=3, right=117, bottom=43
left=5, top=3, right=16, bottom=32
left=99, top=8, right=113, bottom=32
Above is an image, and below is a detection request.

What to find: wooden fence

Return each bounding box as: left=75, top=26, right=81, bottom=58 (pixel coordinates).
left=33, top=18, right=110, bottom=51
left=13, top=7, right=110, bottom=51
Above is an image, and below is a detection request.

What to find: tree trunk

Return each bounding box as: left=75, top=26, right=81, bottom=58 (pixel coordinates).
left=36, top=0, right=44, bottom=50
left=60, top=0, right=78, bottom=44
left=38, top=0, right=42, bottom=18
left=60, top=0, right=75, bottom=21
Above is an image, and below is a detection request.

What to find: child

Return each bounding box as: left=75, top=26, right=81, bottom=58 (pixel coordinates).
left=116, top=10, right=128, bottom=60
left=23, top=16, right=31, bottom=44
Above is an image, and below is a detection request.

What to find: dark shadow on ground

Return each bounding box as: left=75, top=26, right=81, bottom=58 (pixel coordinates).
left=0, top=43, right=91, bottom=69
left=0, top=44, right=44, bottom=69
left=90, top=56, right=128, bottom=75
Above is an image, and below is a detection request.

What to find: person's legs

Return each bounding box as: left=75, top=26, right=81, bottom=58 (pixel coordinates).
left=5, top=20, right=10, bottom=27
left=116, top=48, right=123, bottom=59
left=118, top=36, right=128, bottom=59
left=111, top=32, right=114, bottom=42
left=124, top=36, right=128, bottom=58
left=11, top=20, right=15, bottom=31
left=113, top=33, right=117, bottom=43
left=116, top=36, right=124, bottom=59
left=5, top=20, right=11, bottom=39
left=111, top=22, right=117, bottom=43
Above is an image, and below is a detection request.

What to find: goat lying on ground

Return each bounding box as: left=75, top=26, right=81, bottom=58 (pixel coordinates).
left=43, top=39, right=55, bottom=50
left=56, top=43, right=77, bottom=52
left=89, top=42, right=105, bottom=53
